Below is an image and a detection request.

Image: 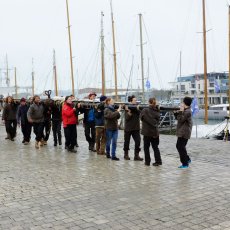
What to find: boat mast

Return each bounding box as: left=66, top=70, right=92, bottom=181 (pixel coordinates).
left=14, top=67, right=18, bottom=98
left=101, top=11, right=106, bottom=95
left=202, top=0, right=208, bottom=124
left=6, top=55, right=10, bottom=88
left=66, top=0, right=75, bottom=97
left=179, top=51, right=182, bottom=103
left=229, top=5, right=230, bottom=116
left=32, top=58, right=35, bottom=97
left=110, top=0, right=118, bottom=101
left=53, top=49, right=58, bottom=96
left=139, top=14, right=145, bottom=103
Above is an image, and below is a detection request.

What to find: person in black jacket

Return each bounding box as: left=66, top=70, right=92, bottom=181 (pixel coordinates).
left=140, top=97, right=162, bottom=166
left=78, top=92, right=97, bottom=152
left=2, top=96, right=18, bottom=141
left=17, top=98, right=32, bottom=144
left=51, top=101, right=62, bottom=146
left=43, top=99, right=52, bottom=145
left=123, top=95, right=143, bottom=161
left=95, top=95, right=107, bottom=155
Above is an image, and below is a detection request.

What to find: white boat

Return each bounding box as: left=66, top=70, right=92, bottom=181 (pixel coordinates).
left=195, top=104, right=229, bottom=120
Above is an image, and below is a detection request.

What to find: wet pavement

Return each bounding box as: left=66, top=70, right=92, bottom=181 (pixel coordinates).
left=0, top=124, right=230, bottom=230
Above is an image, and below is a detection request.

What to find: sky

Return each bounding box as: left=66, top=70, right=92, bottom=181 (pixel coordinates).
left=0, top=0, right=229, bottom=95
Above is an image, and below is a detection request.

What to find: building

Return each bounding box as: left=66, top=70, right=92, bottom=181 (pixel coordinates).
left=170, top=72, right=229, bottom=106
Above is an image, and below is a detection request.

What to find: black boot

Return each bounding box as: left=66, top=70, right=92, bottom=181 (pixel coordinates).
left=124, top=150, right=130, bottom=160
left=134, top=151, right=143, bottom=161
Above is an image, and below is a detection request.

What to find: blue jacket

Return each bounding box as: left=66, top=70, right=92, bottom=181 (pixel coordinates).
left=95, top=110, right=104, bottom=126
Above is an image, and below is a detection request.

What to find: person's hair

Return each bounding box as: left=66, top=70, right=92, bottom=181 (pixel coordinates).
left=33, top=95, right=40, bottom=102
left=5, top=96, right=14, bottom=103
left=149, top=97, right=156, bottom=106
left=105, top=98, right=112, bottom=105
left=128, top=95, right=136, bottom=102
left=65, top=96, right=71, bottom=102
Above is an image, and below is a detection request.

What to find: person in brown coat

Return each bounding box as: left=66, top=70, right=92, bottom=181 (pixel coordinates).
left=140, top=97, right=162, bottom=166
left=174, top=97, right=193, bottom=169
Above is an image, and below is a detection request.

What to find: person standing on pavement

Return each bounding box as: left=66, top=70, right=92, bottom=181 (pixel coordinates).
left=95, top=95, right=107, bottom=155
left=140, top=97, right=162, bottom=166
left=104, top=98, right=122, bottom=161
left=27, top=95, right=45, bottom=149
left=62, top=96, right=77, bottom=153
left=2, top=96, right=18, bottom=141
left=123, top=95, right=143, bottom=161
left=78, top=92, right=97, bottom=152
left=174, top=97, right=193, bottom=169
left=42, top=99, right=52, bottom=145
left=17, top=98, right=32, bottom=144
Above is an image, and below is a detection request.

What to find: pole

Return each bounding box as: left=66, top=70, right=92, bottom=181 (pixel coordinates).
left=202, top=0, right=208, bottom=124
left=32, top=58, right=35, bottom=97
left=6, top=55, right=10, bottom=87
left=66, top=0, right=75, bottom=97
left=179, top=51, right=182, bottom=103
left=110, top=0, right=118, bottom=101
left=229, top=6, right=230, bottom=118
left=14, top=67, right=18, bottom=98
left=53, top=49, right=58, bottom=96
left=101, top=11, right=105, bottom=95
left=139, top=14, right=145, bottom=103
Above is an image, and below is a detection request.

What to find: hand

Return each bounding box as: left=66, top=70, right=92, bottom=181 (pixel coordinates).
left=117, top=105, right=122, bottom=112
left=28, top=119, right=33, bottom=123
left=125, top=105, right=129, bottom=111
left=73, top=108, right=76, bottom=111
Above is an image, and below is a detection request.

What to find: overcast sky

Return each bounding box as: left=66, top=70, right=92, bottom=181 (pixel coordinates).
left=0, top=0, right=229, bottom=95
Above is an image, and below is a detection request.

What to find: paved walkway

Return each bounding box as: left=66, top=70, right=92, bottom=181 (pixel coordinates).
left=0, top=124, right=230, bottom=230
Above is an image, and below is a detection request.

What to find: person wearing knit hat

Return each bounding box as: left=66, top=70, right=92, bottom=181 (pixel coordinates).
left=95, top=95, right=107, bottom=155
left=174, top=96, right=193, bottom=169
left=17, top=97, right=32, bottom=145
left=78, top=92, right=97, bottom=151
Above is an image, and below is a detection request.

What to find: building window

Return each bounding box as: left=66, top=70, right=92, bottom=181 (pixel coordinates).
left=209, top=90, right=214, bottom=94
left=181, top=85, right=185, bottom=91
left=198, top=84, right=200, bottom=89
left=209, top=83, right=214, bottom=87
left=191, top=84, right=195, bottom=88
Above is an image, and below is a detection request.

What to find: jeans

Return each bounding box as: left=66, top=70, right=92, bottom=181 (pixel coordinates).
left=143, top=136, right=162, bottom=164
left=176, top=137, right=190, bottom=166
left=106, top=129, right=118, bottom=158
left=123, top=130, right=141, bottom=152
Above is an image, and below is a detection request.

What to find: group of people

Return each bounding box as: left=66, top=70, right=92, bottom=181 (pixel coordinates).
left=1, top=92, right=193, bottom=168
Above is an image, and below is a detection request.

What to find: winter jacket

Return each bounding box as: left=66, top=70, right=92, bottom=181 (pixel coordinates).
left=104, top=106, right=120, bottom=130
left=51, top=104, right=62, bottom=121
left=79, top=107, right=95, bottom=124
left=140, top=105, right=160, bottom=137
left=27, top=103, right=44, bottom=123
left=175, top=107, right=192, bottom=139
left=17, top=104, right=29, bottom=125
left=124, top=109, right=140, bottom=132
left=62, top=102, right=77, bottom=128
left=2, top=103, right=18, bottom=121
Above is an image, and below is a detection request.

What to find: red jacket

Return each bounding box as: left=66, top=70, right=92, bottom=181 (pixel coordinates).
left=62, top=103, right=77, bottom=127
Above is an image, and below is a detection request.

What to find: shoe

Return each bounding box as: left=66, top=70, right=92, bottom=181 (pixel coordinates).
left=22, top=140, right=25, bottom=143
left=5, top=137, right=9, bottom=140
left=10, top=138, right=15, bottom=141
left=43, top=141, right=47, bottom=145
left=59, top=141, right=62, bottom=146
left=76, top=143, right=79, bottom=147
left=68, top=148, right=77, bottom=153
left=134, top=152, right=143, bottom=161
left=178, top=165, right=189, bottom=169
left=54, top=142, right=57, bottom=147
left=24, top=142, right=29, bottom=145
left=106, top=154, right=111, bottom=158
left=112, top=157, right=120, bottom=161
left=35, top=141, right=39, bottom=149
left=152, top=162, right=162, bottom=166
left=145, top=162, right=150, bottom=166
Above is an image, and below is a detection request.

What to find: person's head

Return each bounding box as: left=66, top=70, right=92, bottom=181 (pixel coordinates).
left=33, top=95, right=40, bottom=104
left=183, top=97, right=192, bottom=108
left=70, top=95, right=75, bottom=100
left=65, top=96, right=72, bottom=104
left=6, top=96, right=13, bottom=104
left=105, top=98, right=114, bottom=105
left=20, top=98, right=26, bottom=106
left=88, top=92, right=97, bottom=100
left=148, top=97, right=157, bottom=106
left=128, top=95, right=137, bottom=104
left=100, top=95, right=107, bottom=102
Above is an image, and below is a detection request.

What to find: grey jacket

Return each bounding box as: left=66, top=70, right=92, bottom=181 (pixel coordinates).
left=104, top=106, right=120, bottom=130
left=175, top=108, right=192, bottom=139
left=27, top=103, right=44, bottom=123
left=140, top=106, right=160, bottom=137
